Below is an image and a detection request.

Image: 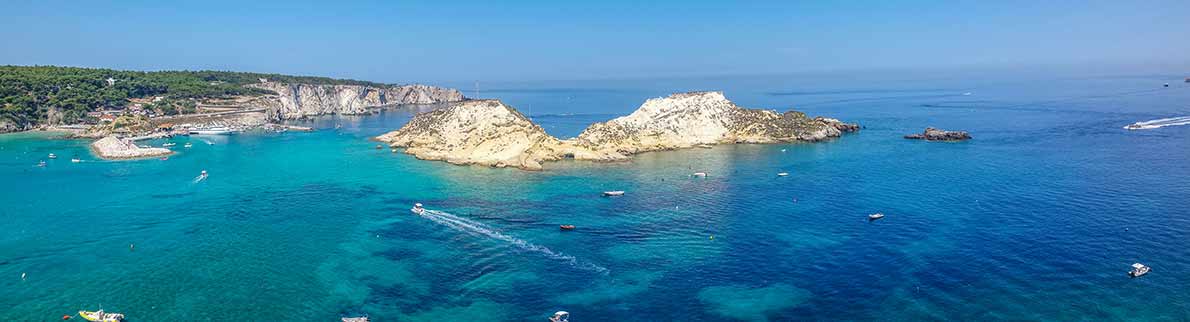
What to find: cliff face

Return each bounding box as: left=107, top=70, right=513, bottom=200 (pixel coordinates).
left=375, top=100, right=617, bottom=171
left=574, top=91, right=858, bottom=155
left=250, top=82, right=464, bottom=119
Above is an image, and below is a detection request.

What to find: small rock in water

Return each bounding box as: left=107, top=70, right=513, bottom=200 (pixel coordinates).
left=904, top=127, right=971, bottom=141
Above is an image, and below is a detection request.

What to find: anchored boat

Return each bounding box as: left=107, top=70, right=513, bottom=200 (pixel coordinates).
left=560, top=225, right=576, bottom=230
left=602, top=191, right=625, bottom=197
left=79, top=310, right=124, bottom=322
left=1130, top=263, right=1150, bottom=277
left=869, top=213, right=885, bottom=221
left=189, top=127, right=235, bottom=135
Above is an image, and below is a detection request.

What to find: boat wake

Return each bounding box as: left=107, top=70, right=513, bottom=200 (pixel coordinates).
left=1125, top=116, right=1190, bottom=130
left=420, top=209, right=609, bottom=274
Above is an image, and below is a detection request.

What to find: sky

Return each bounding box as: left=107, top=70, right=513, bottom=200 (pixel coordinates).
left=1, top=0, right=1188, bottom=83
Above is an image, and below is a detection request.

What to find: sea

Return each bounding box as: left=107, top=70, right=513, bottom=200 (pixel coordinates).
left=2, top=69, right=1189, bottom=321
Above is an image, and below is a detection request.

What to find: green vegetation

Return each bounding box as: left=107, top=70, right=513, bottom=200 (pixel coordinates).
left=0, top=65, right=392, bottom=130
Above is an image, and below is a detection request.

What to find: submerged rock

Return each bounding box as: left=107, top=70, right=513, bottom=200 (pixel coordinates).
left=375, top=100, right=617, bottom=170
left=573, top=91, right=858, bottom=155
left=904, top=127, right=972, bottom=141
left=90, top=136, right=173, bottom=160
left=250, top=82, right=464, bottom=120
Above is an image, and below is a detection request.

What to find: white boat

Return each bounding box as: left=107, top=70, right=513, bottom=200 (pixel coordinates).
left=342, top=317, right=369, bottom=322
left=602, top=191, right=625, bottom=197
left=71, top=158, right=81, bottom=163
left=1130, top=263, right=1150, bottom=277
left=48, top=153, right=57, bottom=159
left=184, top=143, right=193, bottom=148
left=549, top=311, right=570, bottom=322
left=163, top=143, right=176, bottom=147
left=79, top=309, right=125, bottom=322
left=37, top=160, right=46, bottom=167
left=777, top=172, right=789, bottom=176
left=411, top=203, right=425, bottom=215
left=693, top=172, right=707, bottom=177
left=869, top=213, right=885, bottom=220
left=189, top=127, right=235, bottom=135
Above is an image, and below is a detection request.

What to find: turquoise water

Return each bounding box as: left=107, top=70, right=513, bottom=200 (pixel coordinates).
left=3, top=71, right=1190, bottom=321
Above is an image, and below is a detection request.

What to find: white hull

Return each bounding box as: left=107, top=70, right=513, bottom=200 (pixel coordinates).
left=189, top=130, right=234, bottom=135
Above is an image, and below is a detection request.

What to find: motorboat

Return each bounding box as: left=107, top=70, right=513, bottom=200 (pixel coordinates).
left=560, top=225, right=576, bottom=230
left=71, top=158, right=82, bottom=163
left=189, top=127, right=235, bottom=135
left=184, top=143, right=193, bottom=148
left=602, top=191, right=625, bottom=197
left=48, top=153, right=57, bottom=159
left=869, top=213, right=885, bottom=221
left=163, top=142, right=176, bottom=147
left=160, top=157, right=169, bottom=161
left=79, top=310, right=124, bottom=322
left=411, top=203, right=425, bottom=215
left=693, top=172, right=707, bottom=177
left=342, top=317, right=369, bottom=322
left=1130, top=263, right=1151, bottom=277
left=549, top=311, right=570, bottom=322
left=777, top=172, right=789, bottom=177
left=37, top=160, right=46, bottom=167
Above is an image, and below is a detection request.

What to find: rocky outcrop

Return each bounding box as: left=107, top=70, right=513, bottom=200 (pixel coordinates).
left=250, top=82, right=464, bottom=120
left=573, top=91, right=858, bottom=156
left=375, top=100, right=619, bottom=170
left=904, top=127, right=971, bottom=141
left=90, top=136, right=173, bottom=160
left=375, top=92, right=857, bottom=171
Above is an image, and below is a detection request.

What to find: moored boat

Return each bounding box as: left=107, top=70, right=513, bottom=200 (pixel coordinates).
left=342, top=316, right=369, bottom=322
left=693, top=172, right=707, bottom=177
left=1130, top=263, right=1150, bottom=277
left=184, top=142, right=193, bottom=148
left=163, top=142, right=176, bottom=147
left=48, top=153, right=57, bottom=159
left=869, top=212, right=885, bottom=220
left=602, top=191, right=625, bottom=197
left=777, top=172, right=789, bottom=176
left=560, top=225, right=576, bottom=230
left=79, top=310, right=124, bottom=322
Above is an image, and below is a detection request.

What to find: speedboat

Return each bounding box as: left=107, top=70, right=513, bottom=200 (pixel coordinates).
left=693, top=172, right=707, bottom=177
left=48, top=153, right=57, bottom=159
left=602, top=191, right=625, bottom=197
left=411, top=203, right=425, bottom=215
left=1124, top=123, right=1146, bottom=130
left=869, top=213, right=885, bottom=221
left=1130, top=263, right=1151, bottom=277
left=79, top=310, right=124, bottom=322
left=71, top=158, right=81, bottom=163
left=777, top=172, right=789, bottom=177
left=189, top=127, right=235, bottom=135
left=163, top=142, right=176, bottom=147
left=560, top=225, right=576, bottom=230
left=184, top=143, right=193, bottom=148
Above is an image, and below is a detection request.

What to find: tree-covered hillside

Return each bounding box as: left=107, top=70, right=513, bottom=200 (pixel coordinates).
left=0, top=65, right=392, bottom=130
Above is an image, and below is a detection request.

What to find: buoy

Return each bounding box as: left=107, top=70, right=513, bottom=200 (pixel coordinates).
left=62, top=314, right=72, bottom=320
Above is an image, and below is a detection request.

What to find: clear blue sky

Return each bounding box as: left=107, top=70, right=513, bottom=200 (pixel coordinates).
left=2, top=0, right=1188, bottom=83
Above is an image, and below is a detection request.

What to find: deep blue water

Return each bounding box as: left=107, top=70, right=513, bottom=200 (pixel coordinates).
left=2, top=71, right=1190, bottom=321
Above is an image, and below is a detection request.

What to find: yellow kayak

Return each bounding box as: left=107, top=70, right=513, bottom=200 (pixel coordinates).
left=79, top=310, right=124, bottom=322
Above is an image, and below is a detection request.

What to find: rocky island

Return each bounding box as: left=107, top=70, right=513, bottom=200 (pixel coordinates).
left=904, top=127, right=972, bottom=141
left=574, top=91, right=858, bottom=157
left=375, top=100, right=616, bottom=170
left=376, top=91, right=859, bottom=170
left=90, top=136, right=173, bottom=160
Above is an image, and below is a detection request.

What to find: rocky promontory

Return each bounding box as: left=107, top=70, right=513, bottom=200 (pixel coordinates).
left=251, top=82, right=464, bottom=120
left=376, top=92, right=857, bottom=170
left=375, top=100, right=618, bottom=170
left=573, top=91, right=859, bottom=156
left=90, top=136, right=173, bottom=160
left=904, top=127, right=971, bottom=141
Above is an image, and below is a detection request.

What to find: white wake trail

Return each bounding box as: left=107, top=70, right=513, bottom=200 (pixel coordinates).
left=421, top=210, right=609, bottom=274
left=1125, top=116, right=1190, bottom=130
